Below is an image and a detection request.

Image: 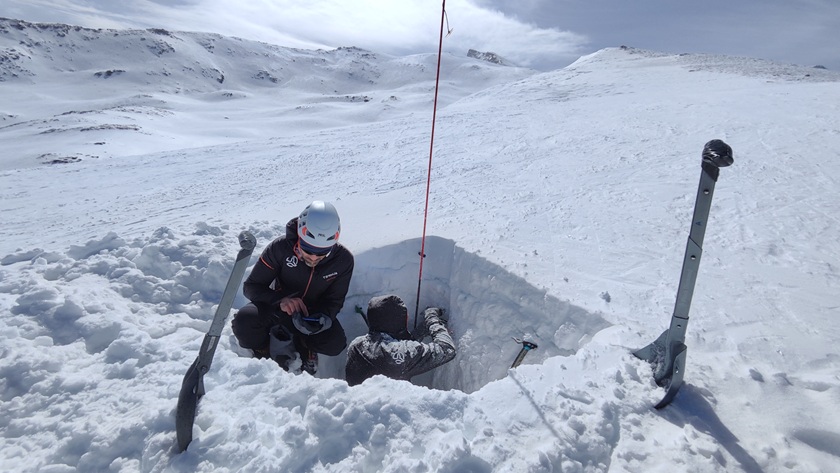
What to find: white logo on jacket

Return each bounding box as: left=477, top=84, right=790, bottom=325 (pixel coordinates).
left=390, top=348, right=406, bottom=365
left=285, top=256, right=298, bottom=268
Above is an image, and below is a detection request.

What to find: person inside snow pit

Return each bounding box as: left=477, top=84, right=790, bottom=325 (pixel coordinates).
left=345, top=294, right=456, bottom=386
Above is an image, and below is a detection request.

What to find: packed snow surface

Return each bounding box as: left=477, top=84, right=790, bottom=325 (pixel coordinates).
left=2, top=20, right=840, bottom=473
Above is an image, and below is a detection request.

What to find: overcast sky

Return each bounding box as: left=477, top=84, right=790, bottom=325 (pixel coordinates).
left=2, top=0, right=839, bottom=71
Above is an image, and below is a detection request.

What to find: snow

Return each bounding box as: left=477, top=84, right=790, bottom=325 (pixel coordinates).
left=2, top=19, right=840, bottom=473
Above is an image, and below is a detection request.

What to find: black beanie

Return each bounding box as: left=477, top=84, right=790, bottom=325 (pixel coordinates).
left=367, top=294, right=408, bottom=335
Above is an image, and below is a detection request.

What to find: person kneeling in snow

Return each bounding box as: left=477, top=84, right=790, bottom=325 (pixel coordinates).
left=232, top=200, right=354, bottom=375
left=345, top=294, right=456, bottom=386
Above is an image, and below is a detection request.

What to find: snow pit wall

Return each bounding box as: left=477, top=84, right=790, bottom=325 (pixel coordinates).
left=332, top=236, right=611, bottom=393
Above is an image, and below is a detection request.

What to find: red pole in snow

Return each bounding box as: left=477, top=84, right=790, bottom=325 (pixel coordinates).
left=414, top=0, right=448, bottom=330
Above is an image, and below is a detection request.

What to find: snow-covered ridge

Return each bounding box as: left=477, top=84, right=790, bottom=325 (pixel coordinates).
left=570, top=46, right=840, bottom=83
left=0, top=17, right=536, bottom=170
left=1, top=17, right=521, bottom=92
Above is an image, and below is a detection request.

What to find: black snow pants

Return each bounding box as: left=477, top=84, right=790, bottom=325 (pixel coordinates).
left=231, top=302, right=347, bottom=356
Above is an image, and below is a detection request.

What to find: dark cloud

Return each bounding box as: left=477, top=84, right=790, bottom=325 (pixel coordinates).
left=475, top=0, right=840, bottom=69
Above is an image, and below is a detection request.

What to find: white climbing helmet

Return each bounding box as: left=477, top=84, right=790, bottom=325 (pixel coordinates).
left=297, top=200, right=341, bottom=253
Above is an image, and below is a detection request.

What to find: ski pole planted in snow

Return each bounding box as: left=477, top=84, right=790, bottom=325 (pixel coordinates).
left=633, top=139, right=733, bottom=409
left=175, top=231, right=256, bottom=452
left=511, top=337, right=538, bottom=368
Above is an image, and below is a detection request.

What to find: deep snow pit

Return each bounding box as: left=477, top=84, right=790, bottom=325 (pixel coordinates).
left=328, top=236, right=612, bottom=393
left=0, top=228, right=610, bottom=396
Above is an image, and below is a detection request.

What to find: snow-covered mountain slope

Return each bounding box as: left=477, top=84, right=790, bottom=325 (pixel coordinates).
left=2, top=19, right=840, bottom=472
left=0, top=17, right=535, bottom=171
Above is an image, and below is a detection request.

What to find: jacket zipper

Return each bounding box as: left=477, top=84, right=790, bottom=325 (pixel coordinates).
left=302, top=266, right=315, bottom=298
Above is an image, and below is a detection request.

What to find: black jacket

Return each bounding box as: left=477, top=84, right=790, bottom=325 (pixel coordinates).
left=242, top=218, right=354, bottom=320
left=345, top=308, right=456, bottom=386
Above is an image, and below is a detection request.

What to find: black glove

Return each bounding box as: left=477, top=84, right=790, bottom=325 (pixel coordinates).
left=292, top=312, right=332, bottom=335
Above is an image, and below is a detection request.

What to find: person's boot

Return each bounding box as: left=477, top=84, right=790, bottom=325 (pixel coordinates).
left=301, top=350, right=318, bottom=375
left=269, top=325, right=301, bottom=371
left=252, top=347, right=270, bottom=359
left=295, top=336, right=318, bottom=375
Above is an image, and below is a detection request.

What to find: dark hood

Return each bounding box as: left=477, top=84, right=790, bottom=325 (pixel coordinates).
left=285, top=217, right=299, bottom=241
left=367, top=294, right=410, bottom=338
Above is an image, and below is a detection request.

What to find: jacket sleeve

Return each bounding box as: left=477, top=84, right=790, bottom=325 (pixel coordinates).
left=242, top=238, right=286, bottom=306
left=400, top=308, right=456, bottom=379
left=344, top=339, right=373, bottom=387
left=310, top=250, right=354, bottom=319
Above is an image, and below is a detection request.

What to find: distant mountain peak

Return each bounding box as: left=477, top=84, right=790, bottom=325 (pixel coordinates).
left=467, top=49, right=512, bottom=66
